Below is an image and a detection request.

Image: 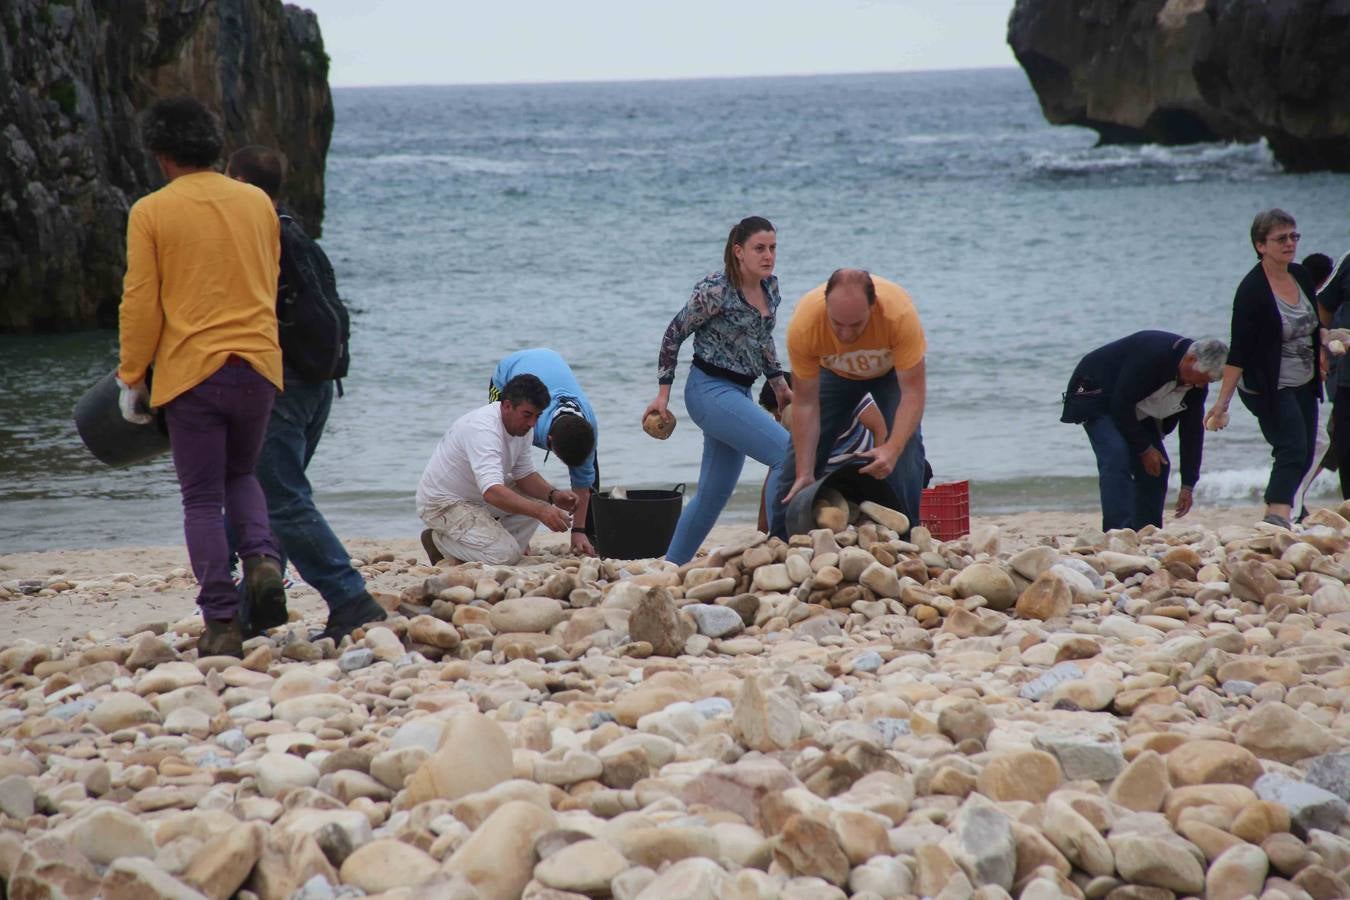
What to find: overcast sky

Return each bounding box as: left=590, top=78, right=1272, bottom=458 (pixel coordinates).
left=300, top=0, right=1019, bottom=87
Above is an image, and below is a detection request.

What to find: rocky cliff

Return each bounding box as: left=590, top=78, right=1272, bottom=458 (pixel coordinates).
left=1194, top=0, right=1350, bottom=173
left=0, top=0, right=334, bottom=332
left=1008, top=0, right=1350, bottom=173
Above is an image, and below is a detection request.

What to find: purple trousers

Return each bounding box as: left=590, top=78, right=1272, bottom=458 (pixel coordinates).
left=164, top=360, right=279, bottom=621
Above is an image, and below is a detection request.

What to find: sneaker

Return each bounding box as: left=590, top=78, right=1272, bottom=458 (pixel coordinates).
left=199, top=618, right=244, bottom=658
left=1261, top=513, right=1293, bottom=530
left=316, top=593, right=388, bottom=645
left=242, top=555, right=289, bottom=636
left=421, top=528, right=444, bottom=565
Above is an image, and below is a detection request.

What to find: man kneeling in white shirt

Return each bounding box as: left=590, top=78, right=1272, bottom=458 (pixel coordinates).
left=417, top=374, right=576, bottom=565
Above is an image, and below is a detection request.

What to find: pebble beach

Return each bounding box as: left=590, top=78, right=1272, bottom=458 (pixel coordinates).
left=4, top=505, right=1350, bottom=900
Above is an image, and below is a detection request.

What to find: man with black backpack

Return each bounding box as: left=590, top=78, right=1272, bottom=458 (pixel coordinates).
left=226, top=145, right=386, bottom=643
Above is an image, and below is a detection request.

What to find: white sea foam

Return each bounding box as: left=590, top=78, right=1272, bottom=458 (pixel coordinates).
left=358, top=153, right=528, bottom=174
left=1031, top=140, right=1278, bottom=178
left=890, top=131, right=1019, bottom=146
left=1191, top=467, right=1341, bottom=502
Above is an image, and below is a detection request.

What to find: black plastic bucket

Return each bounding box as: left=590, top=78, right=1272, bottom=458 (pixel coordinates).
left=73, top=370, right=171, bottom=467
left=591, top=484, right=685, bottom=560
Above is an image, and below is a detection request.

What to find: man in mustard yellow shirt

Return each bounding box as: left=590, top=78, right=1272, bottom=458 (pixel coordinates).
left=116, top=96, right=286, bottom=657
left=769, top=268, right=928, bottom=536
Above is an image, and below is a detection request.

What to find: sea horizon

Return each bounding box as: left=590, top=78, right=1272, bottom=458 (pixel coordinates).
left=322, top=63, right=1022, bottom=91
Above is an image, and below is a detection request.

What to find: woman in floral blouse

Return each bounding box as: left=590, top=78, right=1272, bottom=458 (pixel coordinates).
left=645, top=216, right=793, bottom=564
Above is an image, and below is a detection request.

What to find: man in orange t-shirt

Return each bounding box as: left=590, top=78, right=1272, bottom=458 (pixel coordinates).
left=769, top=268, right=927, bottom=536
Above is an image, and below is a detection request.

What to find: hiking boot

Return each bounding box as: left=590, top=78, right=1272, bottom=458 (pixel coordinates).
left=315, top=593, right=388, bottom=645
left=421, top=528, right=444, bottom=565
left=199, top=618, right=244, bottom=658
left=1261, top=513, right=1293, bottom=530
left=243, top=555, right=288, bottom=636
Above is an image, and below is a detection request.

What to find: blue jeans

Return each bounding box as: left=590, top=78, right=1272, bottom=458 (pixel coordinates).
left=1239, top=379, right=1319, bottom=507
left=769, top=369, right=926, bottom=537
left=255, top=378, right=368, bottom=612
left=665, top=367, right=789, bottom=565
left=1083, top=415, right=1168, bottom=531
left=1080, top=418, right=1166, bottom=534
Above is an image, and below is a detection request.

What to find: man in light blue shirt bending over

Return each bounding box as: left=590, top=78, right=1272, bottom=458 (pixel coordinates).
left=491, top=348, right=599, bottom=555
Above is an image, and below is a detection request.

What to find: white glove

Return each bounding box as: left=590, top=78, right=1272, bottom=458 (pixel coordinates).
left=115, top=376, right=154, bottom=424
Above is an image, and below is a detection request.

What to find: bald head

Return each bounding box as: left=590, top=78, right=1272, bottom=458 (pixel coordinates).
left=824, top=268, right=875, bottom=344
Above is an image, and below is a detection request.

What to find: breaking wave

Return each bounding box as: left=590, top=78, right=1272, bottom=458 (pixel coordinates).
left=355, top=153, right=529, bottom=174
left=1030, top=140, right=1279, bottom=182
left=1193, top=466, right=1340, bottom=502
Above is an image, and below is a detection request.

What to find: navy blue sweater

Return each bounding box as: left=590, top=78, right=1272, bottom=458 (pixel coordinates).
left=1226, top=261, right=1322, bottom=417
left=1061, top=330, right=1207, bottom=487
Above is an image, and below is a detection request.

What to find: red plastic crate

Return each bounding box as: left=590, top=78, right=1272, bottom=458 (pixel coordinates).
left=919, top=480, right=970, bottom=541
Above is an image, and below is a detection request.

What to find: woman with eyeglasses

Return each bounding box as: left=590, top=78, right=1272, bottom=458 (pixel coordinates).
left=1205, top=209, right=1328, bottom=529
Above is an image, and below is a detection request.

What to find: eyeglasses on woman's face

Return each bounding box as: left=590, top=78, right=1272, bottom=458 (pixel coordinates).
left=1267, top=231, right=1301, bottom=245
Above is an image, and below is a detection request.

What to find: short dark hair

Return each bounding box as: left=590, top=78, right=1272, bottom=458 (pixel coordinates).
left=1250, top=208, right=1296, bottom=258
left=548, top=415, right=595, bottom=467
left=141, top=96, right=223, bottom=167
left=758, top=372, right=794, bottom=413
left=501, top=373, right=549, bottom=410
left=226, top=145, right=284, bottom=199
left=1303, top=253, right=1334, bottom=288
left=824, top=268, right=876, bottom=305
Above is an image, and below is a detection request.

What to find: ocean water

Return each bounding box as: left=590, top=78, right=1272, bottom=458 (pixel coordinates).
left=4, top=68, right=1350, bottom=552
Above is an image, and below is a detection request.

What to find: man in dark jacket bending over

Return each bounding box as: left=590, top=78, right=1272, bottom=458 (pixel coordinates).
left=1062, top=332, right=1227, bottom=531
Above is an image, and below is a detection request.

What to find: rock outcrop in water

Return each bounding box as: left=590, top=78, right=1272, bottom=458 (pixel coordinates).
left=1008, top=0, right=1350, bottom=173
left=1194, top=1, right=1350, bottom=174
left=0, top=0, right=334, bottom=333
